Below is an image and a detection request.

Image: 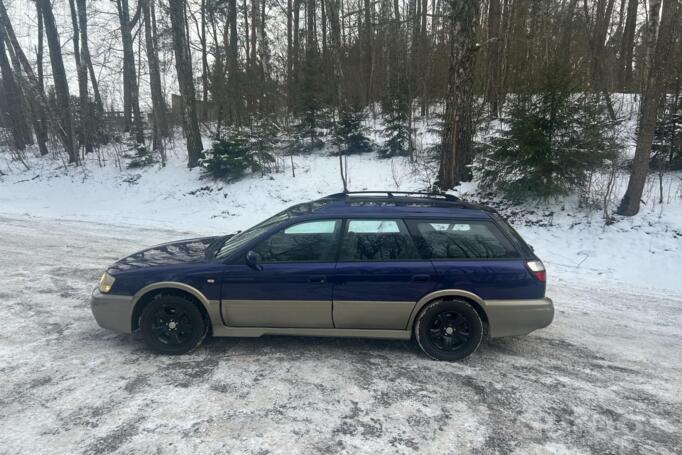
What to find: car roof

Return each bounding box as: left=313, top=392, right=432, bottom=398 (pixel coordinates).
left=285, top=192, right=494, bottom=220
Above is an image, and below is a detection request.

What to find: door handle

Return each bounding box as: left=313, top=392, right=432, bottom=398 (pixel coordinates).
left=411, top=274, right=430, bottom=282
left=309, top=275, right=326, bottom=284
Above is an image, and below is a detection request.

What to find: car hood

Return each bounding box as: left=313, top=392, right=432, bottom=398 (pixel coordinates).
left=108, top=236, right=224, bottom=272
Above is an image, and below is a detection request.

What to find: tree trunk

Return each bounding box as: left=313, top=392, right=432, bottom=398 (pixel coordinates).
left=0, top=26, right=31, bottom=150
left=364, top=0, right=373, bottom=104
left=619, top=0, right=638, bottom=90
left=116, top=0, right=144, bottom=143
left=437, top=0, right=480, bottom=189
left=293, top=0, right=300, bottom=98
left=200, top=0, right=208, bottom=103
left=76, top=0, right=103, bottom=115
left=144, top=0, right=168, bottom=155
left=32, top=1, right=49, bottom=155
left=287, top=0, right=293, bottom=111
left=68, top=0, right=93, bottom=155
left=618, top=0, right=678, bottom=216
left=38, top=0, right=79, bottom=164
left=486, top=0, right=501, bottom=117
left=0, top=0, right=60, bottom=157
left=168, top=0, right=204, bottom=167
left=227, top=0, right=240, bottom=123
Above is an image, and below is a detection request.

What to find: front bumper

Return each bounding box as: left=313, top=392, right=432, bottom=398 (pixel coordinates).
left=485, top=297, right=554, bottom=338
left=90, top=288, right=135, bottom=334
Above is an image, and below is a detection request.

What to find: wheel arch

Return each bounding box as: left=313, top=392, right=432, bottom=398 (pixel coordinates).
left=130, top=282, right=215, bottom=332
left=408, top=289, right=489, bottom=331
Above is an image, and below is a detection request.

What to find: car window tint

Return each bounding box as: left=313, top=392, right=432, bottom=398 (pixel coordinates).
left=254, top=220, right=340, bottom=263
left=490, top=213, right=534, bottom=257
left=216, top=210, right=291, bottom=259
left=347, top=220, right=400, bottom=233
left=340, top=219, right=419, bottom=261
left=285, top=220, right=337, bottom=234
left=410, top=220, right=520, bottom=259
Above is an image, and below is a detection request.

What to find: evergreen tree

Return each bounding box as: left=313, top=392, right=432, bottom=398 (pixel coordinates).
left=652, top=99, right=682, bottom=169
left=379, top=97, right=411, bottom=158
left=474, top=70, right=619, bottom=199
left=332, top=108, right=373, bottom=155
left=245, top=114, right=278, bottom=173
left=200, top=125, right=274, bottom=181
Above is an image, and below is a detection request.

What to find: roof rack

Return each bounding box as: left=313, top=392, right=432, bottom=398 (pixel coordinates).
left=325, top=191, right=460, bottom=201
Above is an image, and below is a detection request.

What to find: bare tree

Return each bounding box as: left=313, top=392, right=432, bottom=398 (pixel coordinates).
left=618, top=0, right=679, bottom=216
left=619, top=0, right=638, bottom=90
left=68, top=0, right=93, bottom=155
left=437, top=0, right=480, bottom=189
left=115, top=0, right=145, bottom=143
left=38, top=0, right=79, bottom=163
left=486, top=0, right=501, bottom=117
left=168, top=0, right=204, bottom=167
left=0, top=26, right=31, bottom=150
left=144, top=0, right=168, bottom=157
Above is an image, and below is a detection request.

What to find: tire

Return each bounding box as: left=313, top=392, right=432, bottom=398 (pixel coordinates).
left=414, top=299, right=483, bottom=361
left=140, top=294, right=208, bottom=355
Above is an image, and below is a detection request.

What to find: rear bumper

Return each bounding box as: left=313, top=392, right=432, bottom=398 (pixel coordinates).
left=90, top=288, right=135, bottom=334
left=485, top=297, right=554, bottom=338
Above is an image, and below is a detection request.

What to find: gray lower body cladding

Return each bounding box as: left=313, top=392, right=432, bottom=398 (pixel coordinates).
left=90, top=288, right=554, bottom=339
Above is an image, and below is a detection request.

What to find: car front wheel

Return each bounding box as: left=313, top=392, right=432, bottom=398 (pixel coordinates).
left=415, top=299, right=483, bottom=361
left=140, top=294, right=208, bottom=355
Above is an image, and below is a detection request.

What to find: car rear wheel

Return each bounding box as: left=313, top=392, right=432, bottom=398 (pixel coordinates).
left=140, top=294, right=207, bottom=355
left=415, top=299, right=483, bottom=361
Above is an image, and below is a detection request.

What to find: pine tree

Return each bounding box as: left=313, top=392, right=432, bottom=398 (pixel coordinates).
left=474, top=70, right=620, bottom=199
left=333, top=108, right=373, bottom=155
left=379, top=96, right=411, bottom=158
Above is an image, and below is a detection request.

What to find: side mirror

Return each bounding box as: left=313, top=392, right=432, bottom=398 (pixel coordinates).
left=245, top=250, right=262, bottom=270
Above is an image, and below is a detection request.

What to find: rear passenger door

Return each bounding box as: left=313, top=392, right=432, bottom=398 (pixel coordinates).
left=406, top=219, right=540, bottom=299
left=332, top=219, right=437, bottom=329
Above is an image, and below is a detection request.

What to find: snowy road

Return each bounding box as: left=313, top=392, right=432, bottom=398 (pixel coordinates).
left=1, top=215, right=680, bottom=455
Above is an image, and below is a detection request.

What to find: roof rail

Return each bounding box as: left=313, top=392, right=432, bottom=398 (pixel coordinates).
left=325, top=191, right=460, bottom=201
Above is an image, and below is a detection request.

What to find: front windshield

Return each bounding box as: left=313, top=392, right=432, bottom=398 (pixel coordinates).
left=215, top=210, right=290, bottom=259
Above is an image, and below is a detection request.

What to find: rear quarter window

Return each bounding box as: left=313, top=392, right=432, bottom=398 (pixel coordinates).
left=490, top=213, right=534, bottom=257
left=407, top=219, right=520, bottom=259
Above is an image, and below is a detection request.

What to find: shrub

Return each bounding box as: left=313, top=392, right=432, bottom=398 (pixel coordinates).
left=243, top=115, right=279, bottom=174
left=123, top=137, right=156, bottom=169
left=200, top=129, right=271, bottom=181
left=332, top=108, right=374, bottom=155
left=652, top=100, right=682, bottom=170
left=474, top=81, right=619, bottom=199
left=379, top=98, right=412, bottom=158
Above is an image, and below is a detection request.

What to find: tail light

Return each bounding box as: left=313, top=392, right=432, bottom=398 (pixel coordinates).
left=526, top=260, right=546, bottom=282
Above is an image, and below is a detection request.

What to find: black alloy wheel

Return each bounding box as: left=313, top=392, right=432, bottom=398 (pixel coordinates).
left=415, top=299, right=483, bottom=361
left=140, top=294, right=207, bottom=355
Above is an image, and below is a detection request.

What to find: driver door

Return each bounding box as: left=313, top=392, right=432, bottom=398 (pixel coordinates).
left=220, top=219, right=341, bottom=328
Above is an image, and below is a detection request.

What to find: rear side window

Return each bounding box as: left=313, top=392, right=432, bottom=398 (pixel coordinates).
left=340, top=219, right=420, bottom=261
left=253, top=219, right=341, bottom=263
left=490, top=213, right=534, bottom=257
left=407, top=220, right=520, bottom=259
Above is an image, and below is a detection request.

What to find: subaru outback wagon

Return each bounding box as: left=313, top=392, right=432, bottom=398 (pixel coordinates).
left=91, top=191, right=553, bottom=361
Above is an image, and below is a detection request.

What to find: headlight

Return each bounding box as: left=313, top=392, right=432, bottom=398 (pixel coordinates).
left=98, top=272, right=116, bottom=293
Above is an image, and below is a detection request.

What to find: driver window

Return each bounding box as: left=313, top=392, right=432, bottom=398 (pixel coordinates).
left=252, top=220, right=341, bottom=263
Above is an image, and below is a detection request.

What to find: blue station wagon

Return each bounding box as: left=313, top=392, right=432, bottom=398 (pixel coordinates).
left=91, top=191, right=554, bottom=360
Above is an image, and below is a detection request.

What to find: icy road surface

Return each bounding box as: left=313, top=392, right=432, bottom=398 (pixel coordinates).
left=1, top=215, right=680, bottom=455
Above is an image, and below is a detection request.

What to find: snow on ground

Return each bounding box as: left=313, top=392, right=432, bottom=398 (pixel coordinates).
left=0, top=215, right=680, bottom=454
